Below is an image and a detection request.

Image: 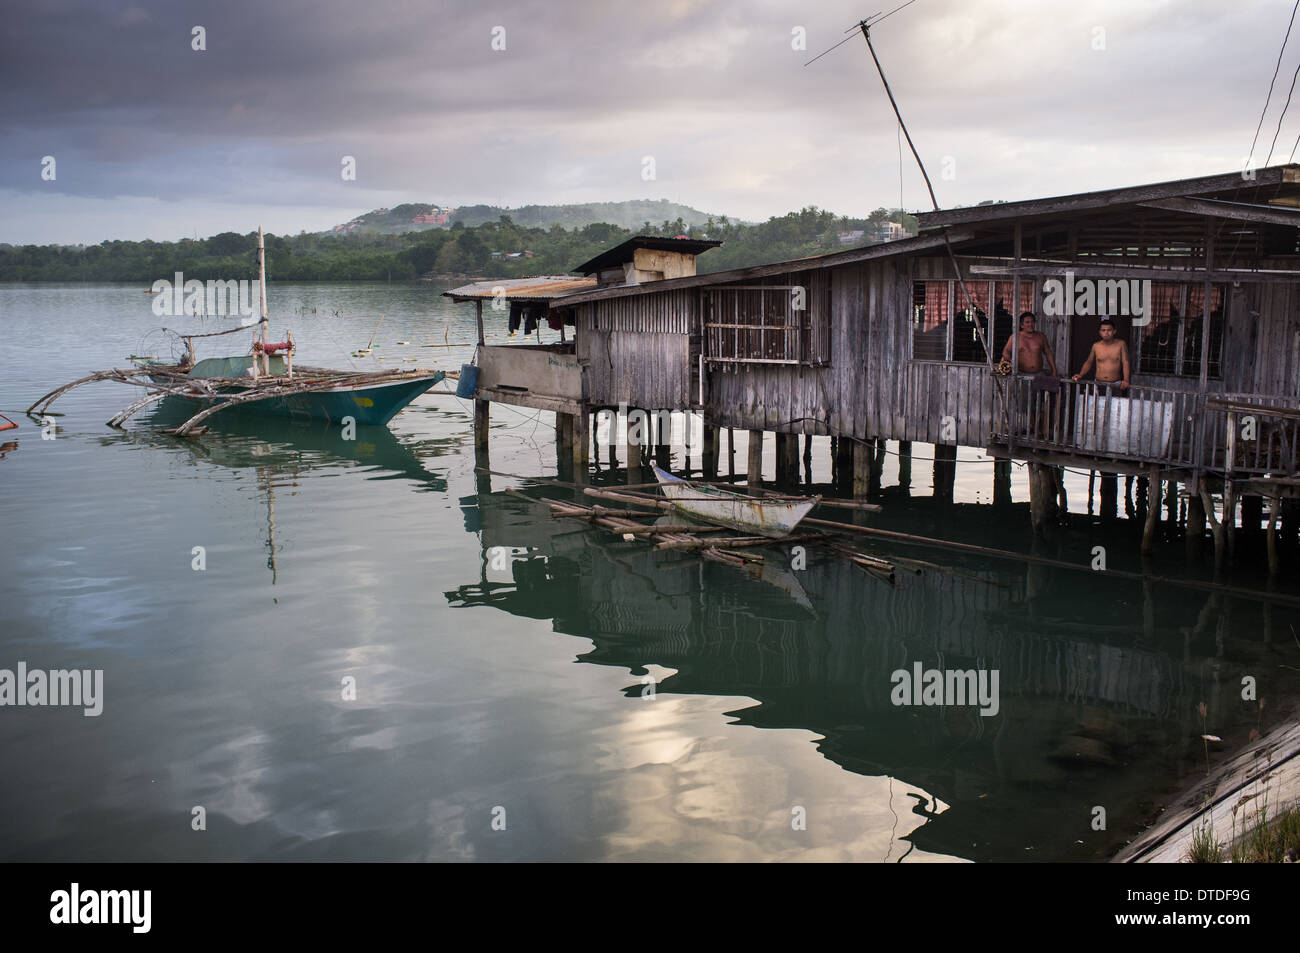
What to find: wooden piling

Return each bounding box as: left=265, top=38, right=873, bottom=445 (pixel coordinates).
left=571, top=409, right=590, bottom=484
left=835, top=436, right=854, bottom=493
left=774, top=433, right=799, bottom=489
left=554, top=412, right=573, bottom=482
left=727, top=428, right=736, bottom=479
left=747, top=429, right=764, bottom=487
left=852, top=438, right=872, bottom=498
left=933, top=443, right=957, bottom=503
left=703, top=424, right=720, bottom=478
left=1186, top=482, right=1206, bottom=559
left=1283, top=499, right=1300, bottom=550
left=802, top=433, right=814, bottom=485
left=897, top=440, right=913, bottom=492
left=626, top=409, right=643, bottom=482
left=1141, top=467, right=1161, bottom=555
left=993, top=458, right=1012, bottom=506
left=1242, top=495, right=1264, bottom=540
left=1267, top=494, right=1281, bottom=576
left=474, top=399, right=490, bottom=452
left=870, top=437, right=886, bottom=496
left=1100, top=472, right=1118, bottom=519
left=1028, top=462, right=1058, bottom=532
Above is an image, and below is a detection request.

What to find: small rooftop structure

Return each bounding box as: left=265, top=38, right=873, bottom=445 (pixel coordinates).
left=573, top=235, right=722, bottom=287
left=442, top=276, right=596, bottom=303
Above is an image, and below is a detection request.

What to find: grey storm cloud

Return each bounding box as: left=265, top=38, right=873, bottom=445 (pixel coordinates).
left=0, top=0, right=1294, bottom=243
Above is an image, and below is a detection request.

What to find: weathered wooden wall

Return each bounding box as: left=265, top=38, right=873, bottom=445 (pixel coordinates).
left=577, top=290, right=695, bottom=409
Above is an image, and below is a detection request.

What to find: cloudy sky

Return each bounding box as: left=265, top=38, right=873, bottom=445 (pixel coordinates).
left=0, top=0, right=1292, bottom=244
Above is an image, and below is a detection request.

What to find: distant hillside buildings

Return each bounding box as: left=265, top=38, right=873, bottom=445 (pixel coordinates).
left=412, top=206, right=455, bottom=225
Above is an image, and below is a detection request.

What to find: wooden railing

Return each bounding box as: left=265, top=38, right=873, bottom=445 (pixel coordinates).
left=995, top=379, right=1300, bottom=474
left=1201, top=396, right=1300, bottom=477
left=997, top=378, right=1203, bottom=468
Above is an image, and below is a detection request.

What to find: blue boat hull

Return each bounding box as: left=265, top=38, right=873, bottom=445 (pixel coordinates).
left=153, top=371, right=443, bottom=427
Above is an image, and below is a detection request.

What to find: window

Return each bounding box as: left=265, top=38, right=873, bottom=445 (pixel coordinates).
left=912, top=281, right=948, bottom=361
left=911, top=279, right=1034, bottom=363
left=1138, top=283, right=1183, bottom=375
left=1183, top=285, right=1224, bottom=379
left=1136, top=282, right=1225, bottom=379
left=704, top=272, right=830, bottom=365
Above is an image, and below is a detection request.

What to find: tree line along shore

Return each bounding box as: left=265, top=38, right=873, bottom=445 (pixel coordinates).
left=0, top=208, right=919, bottom=283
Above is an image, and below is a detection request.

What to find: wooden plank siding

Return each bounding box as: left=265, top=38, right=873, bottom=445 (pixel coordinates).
left=576, top=290, right=695, bottom=409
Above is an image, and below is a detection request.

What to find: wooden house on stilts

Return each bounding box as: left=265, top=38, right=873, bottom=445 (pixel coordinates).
left=453, top=167, right=1300, bottom=568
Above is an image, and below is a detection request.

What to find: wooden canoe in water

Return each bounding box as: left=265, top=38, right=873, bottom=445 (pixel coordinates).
left=651, top=464, right=819, bottom=538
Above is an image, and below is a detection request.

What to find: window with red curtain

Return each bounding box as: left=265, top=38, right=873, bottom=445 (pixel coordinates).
left=913, top=281, right=949, bottom=360
left=952, top=280, right=993, bottom=363
left=1139, top=282, right=1183, bottom=375
left=1182, top=284, right=1225, bottom=379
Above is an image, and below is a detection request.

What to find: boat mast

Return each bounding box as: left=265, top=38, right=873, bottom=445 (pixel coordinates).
left=257, top=226, right=269, bottom=375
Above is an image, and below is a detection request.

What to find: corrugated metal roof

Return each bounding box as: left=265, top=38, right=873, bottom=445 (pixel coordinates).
left=443, top=276, right=597, bottom=302
left=915, top=164, right=1300, bottom=227
left=573, top=236, right=722, bottom=276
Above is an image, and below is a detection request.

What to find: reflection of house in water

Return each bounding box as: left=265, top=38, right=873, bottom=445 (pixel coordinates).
left=442, top=487, right=1288, bottom=860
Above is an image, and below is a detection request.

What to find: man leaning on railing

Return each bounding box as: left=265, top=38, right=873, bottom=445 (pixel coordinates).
left=1001, top=311, right=1062, bottom=440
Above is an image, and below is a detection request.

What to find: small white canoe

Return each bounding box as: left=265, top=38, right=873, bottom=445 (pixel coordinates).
left=651, top=464, right=819, bottom=538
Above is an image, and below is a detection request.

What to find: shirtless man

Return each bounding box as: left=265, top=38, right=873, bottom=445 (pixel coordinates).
left=1072, top=318, right=1131, bottom=390
left=1000, top=311, right=1059, bottom=380
left=1002, top=311, right=1060, bottom=438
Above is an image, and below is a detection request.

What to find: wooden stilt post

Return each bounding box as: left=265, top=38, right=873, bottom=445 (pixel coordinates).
left=835, top=436, right=854, bottom=493
left=898, top=441, right=913, bottom=493
left=1141, top=466, right=1161, bottom=555
left=993, top=458, right=1012, bottom=506
left=1267, top=494, right=1281, bottom=576
left=870, top=437, right=886, bottom=496
left=626, top=408, right=643, bottom=483
left=1028, top=462, right=1057, bottom=532
left=1186, top=480, right=1206, bottom=560
left=852, top=438, right=872, bottom=498
left=802, top=433, right=814, bottom=485
left=474, top=398, right=490, bottom=453
left=1242, top=495, right=1264, bottom=543
left=571, top=408, right=589, bottom=484
left=1283, top=499, right=1300, bottom=550
left=933, top=443, right=957, bottom=503
left=747, top=429, right=764, bottom=487
left=774, top=433, right=798, bottom=489
left=1087, top=469, right=1096, bottom=515
left=1100, top=472, right=1118, bottom=519
left=703, top=424, right=720, bottom=478
left=555, top=412, right=573, bottom=482
left=727, top=428, right=736, bottom=480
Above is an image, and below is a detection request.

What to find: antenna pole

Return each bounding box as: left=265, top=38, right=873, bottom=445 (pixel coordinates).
left=858, top=21, right=994, bottom=370
left=860, top=21, right=937, bottom=210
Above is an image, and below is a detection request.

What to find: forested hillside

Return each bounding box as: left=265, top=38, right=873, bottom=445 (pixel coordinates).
left=0, top=207, right=919, bottom=282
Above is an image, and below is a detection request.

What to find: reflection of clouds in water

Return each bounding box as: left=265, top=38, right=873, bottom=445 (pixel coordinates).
left=597, top=678, right=966, bottom=863
left=187, top=729, right=273, bottom=827
left=421, top=799, right=477, bottom=862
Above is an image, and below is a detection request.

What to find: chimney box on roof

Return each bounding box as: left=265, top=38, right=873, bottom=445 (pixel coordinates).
left=573, top=236, right=722, bottom=288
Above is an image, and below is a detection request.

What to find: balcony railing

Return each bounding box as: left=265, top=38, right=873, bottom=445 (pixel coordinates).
left=994, top=379, right=1300, bottom=475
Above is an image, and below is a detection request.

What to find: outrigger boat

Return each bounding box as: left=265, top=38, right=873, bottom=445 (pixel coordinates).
left=650, top=464, right=819, bottom=538
left=28, top=228, right=444, bottom=434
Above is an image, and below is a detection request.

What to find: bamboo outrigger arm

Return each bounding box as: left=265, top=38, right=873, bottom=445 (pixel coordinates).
left=26, top=367, right=174, bottom=419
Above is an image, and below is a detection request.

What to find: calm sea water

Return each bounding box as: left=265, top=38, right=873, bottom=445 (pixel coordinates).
left=2, top=282, right=1297, bottom=862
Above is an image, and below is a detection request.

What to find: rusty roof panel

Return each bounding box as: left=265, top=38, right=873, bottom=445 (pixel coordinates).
left=443, top=276, right=597, bottom=302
